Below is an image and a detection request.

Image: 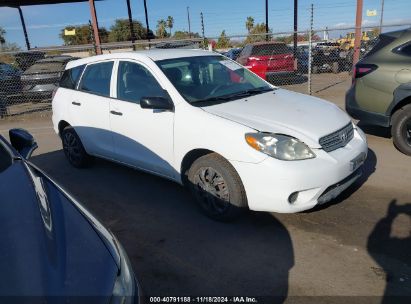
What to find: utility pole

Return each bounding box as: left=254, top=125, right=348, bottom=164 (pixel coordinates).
left=126, top=0, right=136, bottom=50
left=142, top=0, right=151, bottom=48
left=293, top=0, right=298, bottom=68
left=88, top=0, right=101, bottom=55
left=352, top=0, right=363, bottom=67
left=17, top=6, right=30, bottom=50
left=88, top=20, right=97, bottom=55
left=308, top=3, right=313, bottom=95
left=187, top=6, right=192, bottom=38
left=265, top=0, right=269, bottom=40
left=379, top=0, right=385, bottom=33
left=201, top=12, right=206, bottom=49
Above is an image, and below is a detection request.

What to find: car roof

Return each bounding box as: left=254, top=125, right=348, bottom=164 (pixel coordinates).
left=66, top=49, right=217, bottom=69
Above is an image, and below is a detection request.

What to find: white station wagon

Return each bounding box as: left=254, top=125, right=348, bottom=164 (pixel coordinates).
left=52, top=49, right=368, bottom=220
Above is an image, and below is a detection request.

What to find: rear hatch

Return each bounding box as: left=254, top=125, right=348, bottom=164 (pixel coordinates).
left=250, top=44, right=294, bottom=72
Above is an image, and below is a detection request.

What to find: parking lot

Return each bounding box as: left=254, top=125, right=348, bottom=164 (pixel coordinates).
left=0, top=72, right=410, bottom=303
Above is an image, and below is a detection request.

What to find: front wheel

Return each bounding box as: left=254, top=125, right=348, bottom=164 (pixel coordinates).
left=187, top=153, right=248, bottom=221
left=61, top=126, right=92, bottom=168
left=391, top=104, right=411, bottom=156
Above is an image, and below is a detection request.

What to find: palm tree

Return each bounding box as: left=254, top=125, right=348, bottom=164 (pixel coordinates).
left=166, top=16, right=174, bottom=36
left=156, top=19, right=167, bottom=38
left=245, top=16, right=254, bottom=33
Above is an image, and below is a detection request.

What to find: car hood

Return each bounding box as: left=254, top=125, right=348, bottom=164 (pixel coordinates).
left=0, top=161, right=118, bottom=298
left=201, top=89, right=351, bottom=148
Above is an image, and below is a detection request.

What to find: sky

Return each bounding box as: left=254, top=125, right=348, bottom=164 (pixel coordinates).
left=0, top=0, right=410, bottom=48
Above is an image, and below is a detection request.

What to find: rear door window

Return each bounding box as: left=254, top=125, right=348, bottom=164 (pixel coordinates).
left=59, top=65, right=85, bottom=89
left=79, top=61, right=114, bottom=97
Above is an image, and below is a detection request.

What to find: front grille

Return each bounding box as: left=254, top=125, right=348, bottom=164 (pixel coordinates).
left=319, top=122, right=354, bottom=152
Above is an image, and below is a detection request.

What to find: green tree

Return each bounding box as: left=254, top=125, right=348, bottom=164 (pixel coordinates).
left=60, top=25, right=109, bottom=45
left=166, top=16, right=174, bottom=36
left=173, top=30, right=200, bottom=39
left=245, top=23, right=272, bottom=44
left=156, top=19, right=168, bottom=38
left=216, top=30, right=231, bottom=49
left=108, top=19, right=148, bottom=42
left=245, top=16, right=254, bottom=33
left=0, top=27, right=6, bottom=45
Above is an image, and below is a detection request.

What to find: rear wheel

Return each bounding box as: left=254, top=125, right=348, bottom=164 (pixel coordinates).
left=61, top=126, right=92, bottom=168
left=391, top=104, right=411, bottom=156
left=187, top=153, right=247, bottom=221
left=312, top=65, right=319, bottom=74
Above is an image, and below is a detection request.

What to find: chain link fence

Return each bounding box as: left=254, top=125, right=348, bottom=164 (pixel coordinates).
left=0, top=23, right=409, bottom=120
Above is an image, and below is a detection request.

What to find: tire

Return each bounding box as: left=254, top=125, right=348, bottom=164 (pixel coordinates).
left=61, top=126, right=92, bottom=168
left=312, top=66, right=319, bottom=74
left=187, top=153, right=248, bottom=221
left=391, top=104, right=411, bottom=156
left=332, top=62, right=339, bottom=74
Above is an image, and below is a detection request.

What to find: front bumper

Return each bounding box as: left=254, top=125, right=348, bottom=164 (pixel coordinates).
left=230, top=126, right=368, bottom=213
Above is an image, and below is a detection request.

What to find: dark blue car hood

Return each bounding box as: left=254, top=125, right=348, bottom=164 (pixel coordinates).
left=0, top=160, right=118, bottom=298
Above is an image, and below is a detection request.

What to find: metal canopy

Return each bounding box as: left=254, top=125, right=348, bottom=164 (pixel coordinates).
left=0, top=1, right=96, bottom=7
left=0, top=0, right=104, bottom=53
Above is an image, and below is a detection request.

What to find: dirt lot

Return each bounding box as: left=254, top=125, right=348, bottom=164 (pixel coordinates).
left=1, top=73, right=410, bottom=303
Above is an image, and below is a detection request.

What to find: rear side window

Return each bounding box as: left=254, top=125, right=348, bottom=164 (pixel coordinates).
left=251, top=44, right=291, bottom=56
left=363, top=35, right=395, bottom=58
left=59, top=65, right=85, bottom=89
left=394, top=43, right=411, bottom=57
left=80, top=61, right=114, bottom=97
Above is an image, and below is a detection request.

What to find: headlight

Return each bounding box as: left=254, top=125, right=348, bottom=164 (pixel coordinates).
left=110, top=242, right=135, bottom=304
left=245, top=133, right=316, bottom=160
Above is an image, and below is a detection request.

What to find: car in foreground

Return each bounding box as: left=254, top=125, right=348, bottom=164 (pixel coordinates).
left=346, top=28, right=411, bottom=155
left=236, top=41, right=295, bottom=81
left=52, top=49, right=368, bottom=220
left=0, top=129, right=139, bottom=302
left=21, top=56, right=75, bottom=102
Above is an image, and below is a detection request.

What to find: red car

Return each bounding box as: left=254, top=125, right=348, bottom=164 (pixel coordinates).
left=236, top=41, right=295, bottom=81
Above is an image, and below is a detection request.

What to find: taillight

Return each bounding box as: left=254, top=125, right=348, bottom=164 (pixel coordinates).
left=354, top=64, right=378, bottom=79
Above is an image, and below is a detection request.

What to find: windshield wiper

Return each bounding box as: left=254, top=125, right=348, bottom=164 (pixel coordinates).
left=195, top=87, right=274, bottom=105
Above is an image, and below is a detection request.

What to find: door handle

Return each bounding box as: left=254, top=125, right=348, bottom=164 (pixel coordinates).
left=72, top=101, right=81, bottom=106
left=110, top=110, right=123, bottom=116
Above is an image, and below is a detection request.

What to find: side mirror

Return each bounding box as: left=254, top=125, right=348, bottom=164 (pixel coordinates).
left=9, top=128, right=38, bottom=159
left=140, top=97, right=174, bottom=111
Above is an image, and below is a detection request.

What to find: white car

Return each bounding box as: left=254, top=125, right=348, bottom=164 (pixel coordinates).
left=52, top=49, right=368, bottom=220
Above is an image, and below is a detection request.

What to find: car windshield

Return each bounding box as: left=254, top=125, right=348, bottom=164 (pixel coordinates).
left=156, top=55, right=274, bottom=105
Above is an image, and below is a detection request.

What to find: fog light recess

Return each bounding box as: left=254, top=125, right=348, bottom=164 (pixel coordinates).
left=288, top=192, right=299, bottom=204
